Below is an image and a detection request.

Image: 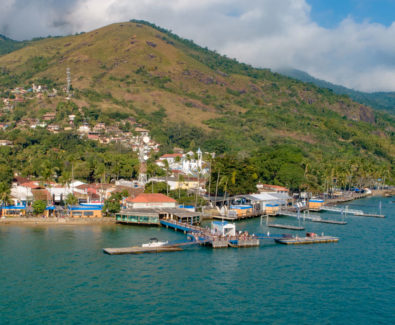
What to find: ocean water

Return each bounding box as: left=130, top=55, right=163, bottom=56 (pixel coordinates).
left=0, top=196, right=394, bottom=324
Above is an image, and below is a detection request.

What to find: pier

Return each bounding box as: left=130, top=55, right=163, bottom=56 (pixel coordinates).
left=267, top=223, right=305, bottom=231
left=321, top=206, right=385, bottom=218
left=274, top=235, right=339, bottom=245
left=103, top=219, right=341, bottom=255
left=278, top=210, right=347, bottom=225
left=160, top=219, right=260, bottom=248
left=103, top=246, right=183, bottom=255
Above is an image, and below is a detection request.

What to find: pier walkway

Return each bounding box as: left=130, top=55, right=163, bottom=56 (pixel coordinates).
left=278, top=210, right=347, bottom=225
left=321, top=206, right=363, bottom=215
left=160, top=219, right=260, bottom=248
left=321, top=206, right=385, bottom=218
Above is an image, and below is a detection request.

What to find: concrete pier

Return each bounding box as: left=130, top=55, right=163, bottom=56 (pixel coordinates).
left=103, top=246, right=183, bottom=255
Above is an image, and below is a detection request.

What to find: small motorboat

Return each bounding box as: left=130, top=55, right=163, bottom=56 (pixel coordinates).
left=141, top=237, right=168, bottom=248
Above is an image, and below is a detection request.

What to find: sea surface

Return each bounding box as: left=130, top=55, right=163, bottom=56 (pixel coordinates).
left=0, top=196, right=394, bottom=324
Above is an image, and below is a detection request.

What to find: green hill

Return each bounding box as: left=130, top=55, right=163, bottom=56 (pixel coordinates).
left=0, top=34, right=27, bottom=55
left=0, top=20, right=394, bottom=190
left=277, top=68, right=395, bottom=114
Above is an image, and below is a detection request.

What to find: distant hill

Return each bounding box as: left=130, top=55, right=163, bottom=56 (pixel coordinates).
left=0, top=20, right=393, bottom=188
left=277, top=68, right=395, bottom=114
left=0, top=34, right=27, bottom=55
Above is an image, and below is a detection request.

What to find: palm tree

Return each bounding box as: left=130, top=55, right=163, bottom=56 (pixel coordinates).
left=0, top=182, right=11, bottom=207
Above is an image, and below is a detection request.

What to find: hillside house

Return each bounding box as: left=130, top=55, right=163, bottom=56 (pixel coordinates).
left=0, top=140, right=12, bottom=146
left=93, top=123, right=106, bottom=133
left=134, top=127, right=149, bottom=137
left=42, top=112, right=56, bottom=121
left=78, top=123, right=91, bottom=134
left=47, top=124, right=60, bottom=133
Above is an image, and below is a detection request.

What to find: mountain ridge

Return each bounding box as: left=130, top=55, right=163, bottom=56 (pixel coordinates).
left=277, top=68, right=395, bottom=114
left=0, top=20, right=393, bottom=188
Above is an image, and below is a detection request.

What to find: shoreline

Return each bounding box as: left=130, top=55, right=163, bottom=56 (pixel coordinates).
left=321, top=189, right=393, bottom=206
left=0, top=217, right=116, bottom=226
left=1, top=192, right=392, bottom=226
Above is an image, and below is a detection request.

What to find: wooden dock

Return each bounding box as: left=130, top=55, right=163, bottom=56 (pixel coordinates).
left=311, top=219, right=347, bottom=225
left=268, top=223, right=305, bottom=231
left=354, top=213, right=385, bottom=218
left=103, top=246, right=183, bottom=255
left=229, top=238, right=260, bottom=247
left=274, top=236, right=339, bottom=245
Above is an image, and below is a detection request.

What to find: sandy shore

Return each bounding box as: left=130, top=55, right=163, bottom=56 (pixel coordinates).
left=0, top=217, right=116, bottom=226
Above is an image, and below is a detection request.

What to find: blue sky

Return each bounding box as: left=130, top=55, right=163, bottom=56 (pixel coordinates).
left=308, top=0, right=395, bottom=27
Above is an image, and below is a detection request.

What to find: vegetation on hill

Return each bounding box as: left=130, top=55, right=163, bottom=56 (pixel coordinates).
left=0, top=21, right=394, bottom=193
left=0, top=35, right=27, bottom=56
left=277, top=68, right=395, bottom=115
left=0, top=129, right=139, bottom=183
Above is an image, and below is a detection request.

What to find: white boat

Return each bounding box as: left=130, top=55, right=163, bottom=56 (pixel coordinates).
left=141, top=238, right=168, bottom=247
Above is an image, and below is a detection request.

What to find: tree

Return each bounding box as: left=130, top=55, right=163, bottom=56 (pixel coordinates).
left=65, top=193, right=78, bottom=206
left=144, top=182, right=167, bottom=194
left=0, top=182, right=11, bottom=206
left=102, top=191, right=129, bottom=215
left=32, top=200, right=46, bottom=214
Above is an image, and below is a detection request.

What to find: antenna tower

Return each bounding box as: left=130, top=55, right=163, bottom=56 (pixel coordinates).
left=66, top=67, right=71, bottom=99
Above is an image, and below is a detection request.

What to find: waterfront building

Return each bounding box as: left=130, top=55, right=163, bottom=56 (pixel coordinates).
left=68, top=205, right=103, bottom=218
left=308, top=199, right=325, bottom=211
left=125, top=193, right=177, bottom=209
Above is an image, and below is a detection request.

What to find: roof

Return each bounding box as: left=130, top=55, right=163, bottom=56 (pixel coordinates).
left=69, top=205, right=103, bottom=211
left=249, top=193, right=280, bottom=201
left=20, top=181, right=41, bottom=189
left=135, top=127, right=149, bottom=132
left=259, top=184, right=289, bottom=191
left=128, top=193, right=177, bottom=203
left=160, top=153, right=183, bottom=159
left=3, top=205, right=26, bottom=210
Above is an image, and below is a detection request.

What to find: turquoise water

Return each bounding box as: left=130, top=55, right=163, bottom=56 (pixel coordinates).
left=0, top=196, right=394, bottom=324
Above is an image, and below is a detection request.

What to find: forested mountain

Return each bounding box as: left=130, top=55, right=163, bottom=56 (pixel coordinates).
left=0, top=34, right=27, bottom=55
left=277, top=68, right=395, bottom=115
left=0, top=20, right=394, bottom=191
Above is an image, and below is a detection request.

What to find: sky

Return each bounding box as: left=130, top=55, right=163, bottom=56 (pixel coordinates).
left=1, top=0, right=395, bottom=92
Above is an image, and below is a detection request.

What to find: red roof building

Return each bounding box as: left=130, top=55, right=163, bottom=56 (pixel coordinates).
left=160, top=153, right=183, bottom=159
left=125, top=193, right=177, bottom=209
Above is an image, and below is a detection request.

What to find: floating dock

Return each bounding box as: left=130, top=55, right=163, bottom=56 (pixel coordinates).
left=278, top=210, right=346, bottom=225
left=268, top=223, right=305, bottom=231
left=321, top=206, right=385, bottom=218
left=103, top=246, right=183, bottom=255
left=311, top=219, right=347, bottom=225
left=353, top=213, right=385, bottom=218
left=274, top=235, right=339, bottom=245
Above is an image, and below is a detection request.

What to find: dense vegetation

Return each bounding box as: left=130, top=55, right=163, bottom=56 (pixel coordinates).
left=0, top=129, right=139, bottom=184
left=0, top=35, right=27, bottom=56
left=279, top=68, right=395, bottom=115
left=0, top=21, right=393, bottom=194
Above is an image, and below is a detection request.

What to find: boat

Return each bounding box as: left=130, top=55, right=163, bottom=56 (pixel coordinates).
left=141, top=237, right=168, bottom=247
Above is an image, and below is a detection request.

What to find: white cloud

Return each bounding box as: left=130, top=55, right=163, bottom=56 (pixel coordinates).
left=1, top=0, right=395, bottom=92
